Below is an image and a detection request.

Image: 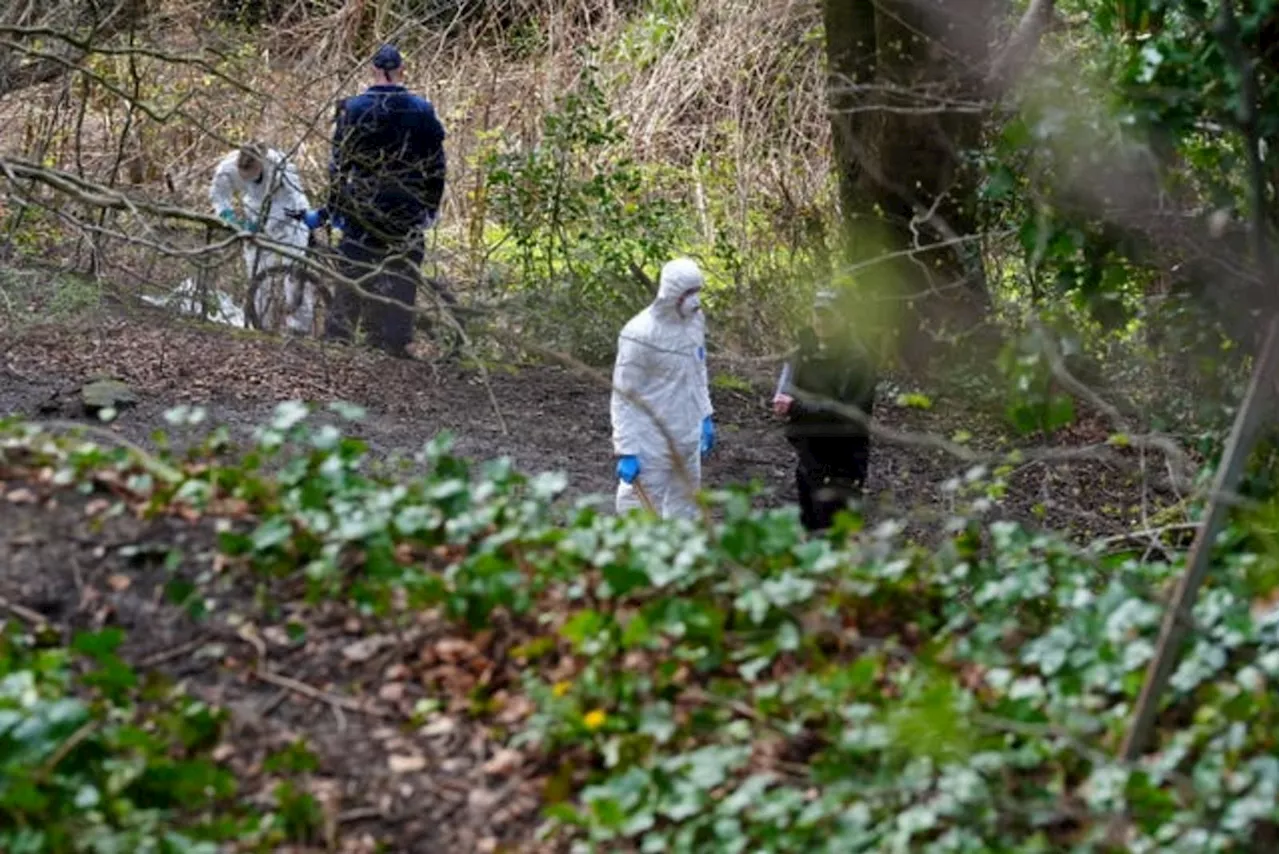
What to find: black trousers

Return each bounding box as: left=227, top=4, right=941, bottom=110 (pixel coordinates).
left=795, top=435, right=870, bottom=532
left=324, top=233, right=423, bottom=356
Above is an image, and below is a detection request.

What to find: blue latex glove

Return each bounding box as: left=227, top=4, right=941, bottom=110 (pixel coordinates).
left=617, top=455, right=640, bottom=484
left=700, top=416, right=716, bottom=456
left=288, top=207, right=327, bottom=229
left=217, top=207, right=240, bottom=228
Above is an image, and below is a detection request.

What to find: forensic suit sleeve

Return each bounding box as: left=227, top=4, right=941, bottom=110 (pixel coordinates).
left=696, top=325, right=713, bottom=419
left=209, top=152, right=240, bottom=215
left=277, top=157, right=310, bottom=212
left=610, top=331, right=650, bottom=457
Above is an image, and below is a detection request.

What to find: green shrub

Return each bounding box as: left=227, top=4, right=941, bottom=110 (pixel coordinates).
left=0, top=402, right=1274, bottom=853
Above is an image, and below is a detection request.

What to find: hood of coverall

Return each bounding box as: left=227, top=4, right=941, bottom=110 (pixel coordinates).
left=653, top=258, right=704, bottom=321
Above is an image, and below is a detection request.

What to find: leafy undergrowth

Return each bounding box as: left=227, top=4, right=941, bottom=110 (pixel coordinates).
left=0, top=622, right=326, bottom=853
left=0, top=404, right=1276, bottom=853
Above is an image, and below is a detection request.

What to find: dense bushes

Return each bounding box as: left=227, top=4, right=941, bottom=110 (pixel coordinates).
left=1, top=404, right=1275, bottom=851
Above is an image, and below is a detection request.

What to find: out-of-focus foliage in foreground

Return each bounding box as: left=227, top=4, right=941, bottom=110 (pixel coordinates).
left=1, top=404, right=1275, bottom=852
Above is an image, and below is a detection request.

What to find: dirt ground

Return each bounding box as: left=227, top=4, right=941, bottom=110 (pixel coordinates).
left=0, top=300, right=1173, bottom=852
left=1, top=301, right=806, bottom=506
left=1, top=297, right=1172, bottom=550
left=0, top=476, right=557, bottom=852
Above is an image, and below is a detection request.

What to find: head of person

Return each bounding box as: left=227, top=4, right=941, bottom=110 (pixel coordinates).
left=236, top=142, right=265, bottom=183
left=371, top=44, right=405, bottom=85
left=812, top=288, right=840, bottom=339
left=656, top=257, right=705, bottom=322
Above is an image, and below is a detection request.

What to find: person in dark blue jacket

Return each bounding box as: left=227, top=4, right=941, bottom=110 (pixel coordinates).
left=293, top=44, right=448, bottom=357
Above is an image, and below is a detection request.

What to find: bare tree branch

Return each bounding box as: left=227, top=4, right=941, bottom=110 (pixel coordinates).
left=986, top=0, right=1059, bottom=94
left=0, top=1, right=147, bottom=99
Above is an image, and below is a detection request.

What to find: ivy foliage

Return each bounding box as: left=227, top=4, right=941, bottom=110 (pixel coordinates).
left=1, top=404, right=1276, bottom=852
left=0, top=619, right=322, bottom=853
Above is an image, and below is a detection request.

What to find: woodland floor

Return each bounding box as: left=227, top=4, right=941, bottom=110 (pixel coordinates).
left=0, top=287, right=1177, bottom=852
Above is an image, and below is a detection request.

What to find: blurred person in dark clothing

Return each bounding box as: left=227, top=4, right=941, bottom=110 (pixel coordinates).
left=772, top=288, right=878, bottom=532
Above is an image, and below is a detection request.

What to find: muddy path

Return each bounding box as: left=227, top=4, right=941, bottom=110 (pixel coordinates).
left=2, top=305, right=843, bottom=512
left=1, top=300, right=1163, bottom=540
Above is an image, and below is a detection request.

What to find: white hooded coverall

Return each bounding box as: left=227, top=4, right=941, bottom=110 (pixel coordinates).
left=611, top=258, right=714, bottom=519
left=208, top=148, right=315, bottom=334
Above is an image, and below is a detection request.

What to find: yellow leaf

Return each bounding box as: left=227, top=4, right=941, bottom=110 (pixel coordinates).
left=895, top=392, right=934, bottom=410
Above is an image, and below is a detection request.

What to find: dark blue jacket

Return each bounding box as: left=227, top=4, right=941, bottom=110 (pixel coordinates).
left=328, top=85, right=446, bottom=243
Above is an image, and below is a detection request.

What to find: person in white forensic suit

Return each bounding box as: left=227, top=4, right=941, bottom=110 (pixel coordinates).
left=208, top=142, right=316, bottom=334
left=610, top=257, right=717, bottom=519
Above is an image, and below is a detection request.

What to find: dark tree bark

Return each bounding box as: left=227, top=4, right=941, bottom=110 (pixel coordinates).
left=822, top=0, right=877, bottom=244
left=822, top=0, right=998, bottom=372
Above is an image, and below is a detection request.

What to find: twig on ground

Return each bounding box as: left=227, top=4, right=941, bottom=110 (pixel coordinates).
left=1093, top=523, right=1200, bottom=551
left=36, top=719, right=99, bottom=779
left=257, top=687, right=289, bottom=719
left=236, top=623, right=268, bottom=663
left=0, top=594, right=50, bottom=627
left=338, top=806, right=387, bottom=824
left=252, top=668, right=389, bottom=719
left=138, top=634, right=211, bottom=667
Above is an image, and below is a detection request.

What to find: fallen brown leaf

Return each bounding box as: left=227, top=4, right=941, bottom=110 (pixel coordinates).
left=481, top=749, right=523, bottom=777
left=496, top=694, right=535, bottom=725
left=435, top=637, right=478, bottom=664
left=342, top=635, right=390, bottom=663
left=387, top=753, right=427, bottom=774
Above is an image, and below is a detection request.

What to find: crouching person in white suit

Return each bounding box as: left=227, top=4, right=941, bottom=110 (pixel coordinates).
left=209, top=142, right=316, bottom=334
left=610, top=257, right=717, bottom=520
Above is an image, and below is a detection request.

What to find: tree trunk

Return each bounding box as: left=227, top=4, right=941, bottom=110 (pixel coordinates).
left=822, top=0, right=877, bottom=245
left=823, top=0, right=996, bottom=372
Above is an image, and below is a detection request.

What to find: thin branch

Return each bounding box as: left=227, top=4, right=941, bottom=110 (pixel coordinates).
left=986, top=0, right=1060, bottom=94
left=1121, top=0, right=1279, bottom=760
left=1033, top=320, right=1195, bottom=487
left=0, top=594, right=49, bottom=627
left=251, top=668, right=390, bottom=718
left=0, top=23, right=263, bottom=99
